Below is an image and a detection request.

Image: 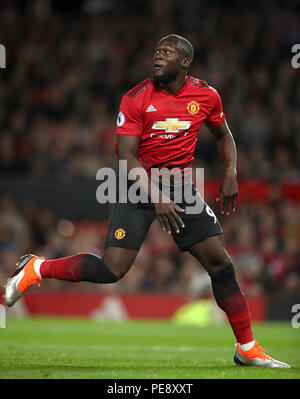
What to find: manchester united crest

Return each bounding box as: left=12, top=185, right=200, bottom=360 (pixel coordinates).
left=114, top=228, right=126, bottom=240
left=187, top=100, right=200, bottom=115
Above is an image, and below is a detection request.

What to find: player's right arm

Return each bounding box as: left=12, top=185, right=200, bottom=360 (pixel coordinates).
left=116, top=94, right=184, bottom=234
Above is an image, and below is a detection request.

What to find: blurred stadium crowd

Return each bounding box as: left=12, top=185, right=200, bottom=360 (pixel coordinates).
left=0, top=193, right=299, bottom=298
left=0, top=0, right=299, bottom=298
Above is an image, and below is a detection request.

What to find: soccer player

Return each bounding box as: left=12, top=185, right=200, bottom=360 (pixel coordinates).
left=5, top=34, right=289, bottom=368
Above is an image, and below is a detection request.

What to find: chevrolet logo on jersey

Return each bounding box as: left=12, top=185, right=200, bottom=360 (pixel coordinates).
left=152, top=118, right=191, bottom=133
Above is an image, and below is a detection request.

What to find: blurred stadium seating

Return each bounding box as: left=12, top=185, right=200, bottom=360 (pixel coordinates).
left=0, top=0, right=299, bottom=318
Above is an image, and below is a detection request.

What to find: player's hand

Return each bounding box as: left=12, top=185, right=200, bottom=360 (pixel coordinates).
left=216, top=170, right=238, bottom=215
left=154, top=199, right=185, bottom=234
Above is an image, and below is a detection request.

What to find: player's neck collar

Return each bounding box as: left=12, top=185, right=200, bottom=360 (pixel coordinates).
left=158, top=76, right=188, bottom=96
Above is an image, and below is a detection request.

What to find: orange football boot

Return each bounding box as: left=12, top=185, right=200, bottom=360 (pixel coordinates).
left=234, top=341, right=290, bottom=368
left=5, top=254, right=45, bottom=307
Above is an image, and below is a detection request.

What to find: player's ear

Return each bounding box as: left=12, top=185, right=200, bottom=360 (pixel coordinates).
left=182, top=57, right=191, bottom=68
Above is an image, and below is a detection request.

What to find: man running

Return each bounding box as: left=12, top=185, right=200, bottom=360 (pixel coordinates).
left=5, top=34, right=290, bottom=368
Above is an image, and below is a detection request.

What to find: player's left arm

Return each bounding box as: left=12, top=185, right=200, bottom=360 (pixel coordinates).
left=205, top=119, right=238, bottom=215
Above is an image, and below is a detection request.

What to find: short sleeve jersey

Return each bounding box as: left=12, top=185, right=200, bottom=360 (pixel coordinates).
left=116, top=76, right=225, bottom=171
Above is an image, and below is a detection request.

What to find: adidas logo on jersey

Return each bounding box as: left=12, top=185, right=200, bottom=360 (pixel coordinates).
left=146, top=104, right=157, bottom=112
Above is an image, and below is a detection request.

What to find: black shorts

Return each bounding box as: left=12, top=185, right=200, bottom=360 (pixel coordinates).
left=104, top=185, right=223, bottom=252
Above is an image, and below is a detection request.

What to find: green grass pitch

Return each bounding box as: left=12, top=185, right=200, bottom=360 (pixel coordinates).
left=0, top=317, right=299, bottom=379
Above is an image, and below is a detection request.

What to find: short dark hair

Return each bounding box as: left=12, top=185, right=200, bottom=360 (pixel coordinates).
left=160, top=34, right=194, bottom=62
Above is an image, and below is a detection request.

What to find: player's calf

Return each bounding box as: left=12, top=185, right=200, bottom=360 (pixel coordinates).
left=39, top=253, right=119, bottom=283
left=210, top=263, right=254, bottom=345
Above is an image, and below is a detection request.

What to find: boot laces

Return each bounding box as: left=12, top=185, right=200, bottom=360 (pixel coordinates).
left=246, top=342, right=273, bottom=360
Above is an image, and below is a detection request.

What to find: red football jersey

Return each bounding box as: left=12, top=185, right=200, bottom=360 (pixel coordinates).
left=116, top=75, right=225, bottom=172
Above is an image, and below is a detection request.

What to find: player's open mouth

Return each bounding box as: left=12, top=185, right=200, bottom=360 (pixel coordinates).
left=153, top=64, right=163, bottom=70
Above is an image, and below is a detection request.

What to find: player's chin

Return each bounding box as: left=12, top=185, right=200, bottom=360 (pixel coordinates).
left=152, top=70, right=169, bottom=83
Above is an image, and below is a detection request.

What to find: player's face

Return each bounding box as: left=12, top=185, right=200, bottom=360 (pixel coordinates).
left=152, top=40, right=183, bottom=84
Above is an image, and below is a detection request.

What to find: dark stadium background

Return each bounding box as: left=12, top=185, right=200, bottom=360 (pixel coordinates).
left=0, top=0, right=299, bottom=321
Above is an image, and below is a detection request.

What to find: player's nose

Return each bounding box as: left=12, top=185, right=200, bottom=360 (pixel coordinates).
left=154, top=51, right=162, bottom=61
left=153, top=55, right=164, bottom=66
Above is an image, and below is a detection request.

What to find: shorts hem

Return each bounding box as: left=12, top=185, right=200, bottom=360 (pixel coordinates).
left=176, top=230, right=223, bottom=252
left=104, top=243, right=141, bottom=251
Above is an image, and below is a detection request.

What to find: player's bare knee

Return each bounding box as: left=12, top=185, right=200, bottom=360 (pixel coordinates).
left=205, top=252, right=233, bottom=276
left=106, top=260, right=130, bottom=281
left=103, top=248, right=136, bottom=281
left=208, top=259, right=234, bottom=276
